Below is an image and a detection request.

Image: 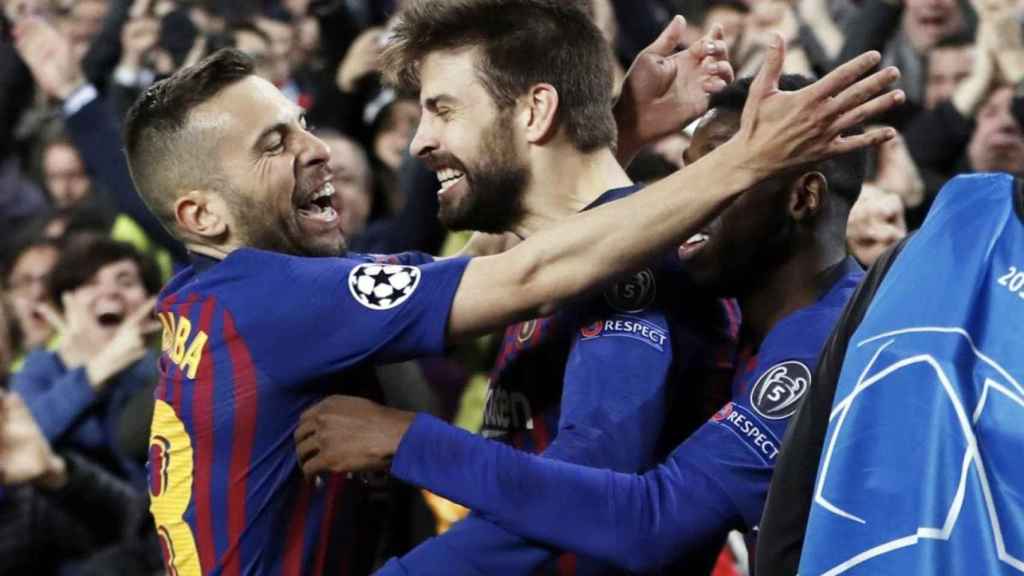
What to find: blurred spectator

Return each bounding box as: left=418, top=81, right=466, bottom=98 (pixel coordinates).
left=3, top=237, right=60, bottom=364
left=229, top=20, right=276, bottom=80
left=35, top=127, right=93, bottom=210
left=0, top=291, right=16, bottom=386
left=836, top=0, right=968, bottom=111
left=847, top=183, right=908, bottom=266
left=367, top=93, right=421, bottom=215
left=317, top=129, right=375, bottom=237
left=0, top=156, right=49, bottom=232
left=703, top=0, right=749, bottom=59
left=967, top=85, right=1024, bottom=173
left=57, top=0, right=110, bottom=61
left=0, top=390, right=162, bottom=576
left=924, top=31, right=975, bottom=109
left=11, top=235, right=161, bottom=485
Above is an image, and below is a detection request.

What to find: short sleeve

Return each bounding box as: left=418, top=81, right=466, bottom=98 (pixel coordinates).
left=228, top=250, right=469, bottom=385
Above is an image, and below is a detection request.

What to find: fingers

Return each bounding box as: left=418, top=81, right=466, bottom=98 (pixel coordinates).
left=36, top=301, right=66, bottom=333
left=823, top=66, right=901, bottom=120
left=830, top=89, right=906, bottom=135
left=294, top=409, right=317, bottom=445
left=300, top=453, right=329, bottom=478
left=646, top=15, right=688, bottom=57
left=296, top=433, right=321, bottom=469
left=128, top=296, right=158, bottom=326
left=748, top=33, right=786, bottom=103
left=827, top=125, right=898, bottom=156
left=129, top=0, right=152, bottom=20
left=805, top=50, right=883, bottom=103
left=62, top=291, right=93, bottom=332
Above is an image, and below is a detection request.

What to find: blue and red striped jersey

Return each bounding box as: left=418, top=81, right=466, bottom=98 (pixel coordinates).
left=147, top=248, right=468, bottom=575
left=379, top=187, right=739, bottom=576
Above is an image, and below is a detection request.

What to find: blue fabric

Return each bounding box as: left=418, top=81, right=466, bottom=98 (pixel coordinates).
left=150, top=248, right=466, bottom=575
left=380, top=187, right=737, bottom=575
left=800, top=173, right=1024, bottom=575
left=390, top=250, right=861, bottom=573
left=11, top=349, right=157, bottom=484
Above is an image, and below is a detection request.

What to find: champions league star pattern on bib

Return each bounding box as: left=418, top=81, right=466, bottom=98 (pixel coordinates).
left=801, top=174, right=1024, bottom=575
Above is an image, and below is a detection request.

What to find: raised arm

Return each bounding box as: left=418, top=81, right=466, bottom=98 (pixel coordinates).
left=446, top=40, right=903, bottom=340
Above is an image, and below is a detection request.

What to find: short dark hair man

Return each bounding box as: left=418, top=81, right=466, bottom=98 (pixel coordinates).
left=295, top=74, right=873, bottom=572
left=122, top=7, right=901, bottom=574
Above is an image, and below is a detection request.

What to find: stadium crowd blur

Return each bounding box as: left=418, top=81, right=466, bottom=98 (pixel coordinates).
left=0, top=0, right=1020, bottom=574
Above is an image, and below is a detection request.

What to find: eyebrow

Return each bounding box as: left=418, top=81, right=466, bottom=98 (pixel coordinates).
left=253, top=110, right=306, bottom=150
left=423, top=94, right=458, bottom=111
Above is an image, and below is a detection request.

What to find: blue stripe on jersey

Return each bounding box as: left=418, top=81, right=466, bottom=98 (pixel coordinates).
left=209, top=303, right=233, bottom=565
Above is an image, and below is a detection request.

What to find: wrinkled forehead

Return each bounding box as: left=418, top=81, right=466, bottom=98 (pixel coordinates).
left=418, top=46, right=491, bottom=103
left=188, top=75, right=300, bottom=146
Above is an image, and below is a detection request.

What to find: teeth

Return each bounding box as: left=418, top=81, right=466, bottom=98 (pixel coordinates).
left=436, top=168, right=465, bottom=186
left=685, top=233, right=710, bottom=245
left=313, top=182, right=335, bottom=200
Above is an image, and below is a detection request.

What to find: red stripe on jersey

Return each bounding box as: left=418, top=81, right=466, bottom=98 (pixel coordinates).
left=223, top=311, right=260, bottom=576
left=529, top=414, right=552, bottom=452
left=283, top=479, right=313, bottom=573
left=155, top=293, right=180, bottom=402
left=724, top=299, right=741, bottom=340
left=557, top=552, right=577, bottom=575
left=312, top=476, right=347, bottom=575
left=191, top=298, right=218, bottom=575
left=171, top=294, right=200, bottom=414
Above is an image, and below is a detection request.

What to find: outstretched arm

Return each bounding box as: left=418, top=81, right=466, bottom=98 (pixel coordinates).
left=446, top=39, right=903, bottom=341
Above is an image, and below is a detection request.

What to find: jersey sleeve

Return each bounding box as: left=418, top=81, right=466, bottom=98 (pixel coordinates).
left=380, top=309, right=677, bottom=574
left=675, top=349, right=815, bottom=530
left=233, top=251, right=468, bottom=385
left=351, top=251, right=437, bottom=267
left=390, top=413, right=742, bottom=574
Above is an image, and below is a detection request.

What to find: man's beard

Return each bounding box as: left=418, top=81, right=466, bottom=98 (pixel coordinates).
left=439, top=112, right=530, bottom=234
left=229, top=190, right=347, bottom=258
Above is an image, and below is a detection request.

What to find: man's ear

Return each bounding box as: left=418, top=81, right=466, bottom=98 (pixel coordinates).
left=521, top=83, right=560, bottom=145
left=175, top=190, right=231, bottom=241
left=788, top=171, right=827, bottom=222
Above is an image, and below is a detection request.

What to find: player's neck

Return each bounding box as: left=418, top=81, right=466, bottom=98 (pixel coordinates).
left=512, top=147, right=632, bottom=239
left=187, top=242, right=234, bottom=261
left=740, top=242, right=847, bottom=344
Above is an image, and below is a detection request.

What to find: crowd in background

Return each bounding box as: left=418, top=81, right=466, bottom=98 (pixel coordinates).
left=0, top=0, right=1021, bottom=574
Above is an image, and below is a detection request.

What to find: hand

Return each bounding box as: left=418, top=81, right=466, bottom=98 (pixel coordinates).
left=952, top=45, right=996, bottom=118
left=13, top=16, right=86, bottom=100
left=984, top=15, right=1024, bottom=85
left=41, top=291, right=110, bottom=371
left=119, top=0, right=160, bottom=70
left=85, top=296, right=160, bottom=388
left=873, top=129, right=924, bottom=209
left=0, top=392, right=66, bottom=488
left=283, top=0, right=311, bottom=18
left=847, top=184, right=907, bottom=267
left=336, top=27, right=384, bottom=94
left=615, top=16, right=734, bottom=164
left=295, top=396, right=415, bottom=476
left=722, top=37, right=903, bottom=179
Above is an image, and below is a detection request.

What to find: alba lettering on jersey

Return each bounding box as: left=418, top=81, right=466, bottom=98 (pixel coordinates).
left=158, top=312, right=209, bottom=379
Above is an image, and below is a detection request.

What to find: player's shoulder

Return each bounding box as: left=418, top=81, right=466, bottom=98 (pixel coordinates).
left=761, top=260, right=863, bottom=365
